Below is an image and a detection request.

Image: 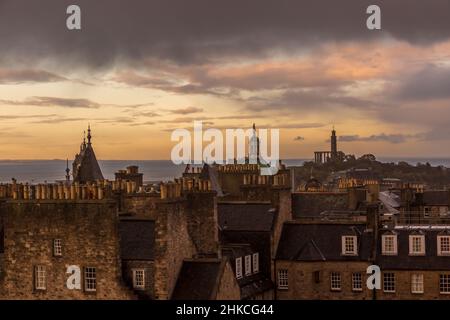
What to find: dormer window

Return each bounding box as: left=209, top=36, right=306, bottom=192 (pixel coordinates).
left=382, top=234, right=398, bottom=255
left=341, top=236, right=357, bottom=255
left=409, top=235, right=425, bottom=256
left=235, top=257, right=243, bottom=279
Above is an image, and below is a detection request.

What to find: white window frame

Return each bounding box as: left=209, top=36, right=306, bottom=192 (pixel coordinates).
left=440, top=274, right=450, bottom=294
left=34, top=265, right=46, bottom=290
left=277, top=269, right=288, bottom=290
left=438, top=236, right=450, bottom=256
left=252, top=253, right=259, bottom=274
left=383, top=272, right=396, bottom=293
left=235, top=257, right=243, bottom=279
left=132, top=269, right=145, bottom=290
left=84, top=267, right=97, bottom=292
left=330, top=272, right=341, bottom=291
left=53, top=239, right=62, bottom=257
left=341, top=236, right=358, bottom=256
left=382, top=234, right=398, bottom=255
left=244, top=255, right=252, bottom=276
left=352, top=273, right=363, bottom=292
left=409, top=235, right=425, bottom=256
left=411, top=273, right=424, bottom=294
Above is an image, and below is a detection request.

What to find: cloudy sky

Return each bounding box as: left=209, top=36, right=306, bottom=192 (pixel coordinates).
left=1, top=0, right=450, bottom=160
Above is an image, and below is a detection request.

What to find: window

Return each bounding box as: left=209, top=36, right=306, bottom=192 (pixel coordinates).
left=382, top=235, right=397, bottom=255
left=424, top=207, right=431, bottom=217
left=411, top=274, right=424, bottom=294
left=277, top=269, right=288, bottom=290
left=244, top=255, right=252, bottom=276
left=341, top=236, right=357, bottom=255
left=330, top=272, right=341, bottom=291
left=440, top=207, right=448, bottom=217
left=352, top=273, right=363, bottom=292
left=235, top=257, right=243, bottom=279
left=84, top=267, right=97, bottom=292
left=438, top=236, right=450, bottom=256
left=132, top=269, right=145, bottom=290
left=409, top=235, right=425, bottom=255
left=440, top=274, right=450, bottom=294
left=252, top=253, right=259, bottom=274
left=53, top=239, right=62, bottom=257
left=383, top=273, right=395, bottom=293
left=34, top=265, right=46, bottom=290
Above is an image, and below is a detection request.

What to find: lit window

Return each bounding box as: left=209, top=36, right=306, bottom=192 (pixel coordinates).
left=341, top=236, right=357, bottom=255
left=382, top=235, right=397, bottom=255
left=352, top=273, right=363, bottom=292
left=411, top=274, right=424, bottom=294
left=244, top=255, right=252, bottom=276
left=438, top=236, right=450, bottom=256
left=84, top=267, right=97, bottom=292
left=34, top=265, right=46, bottom=290
left=277, top=269, right=288, bottom=290
left=252, top=253, right=259, bottom=274
left=383, top=273, right=395, bottom=293
left=440, top=274, right=450, bottom=294
left=132, top=269, right=145, bottom=290
left=409, top=235, right=425, bottom=255
left=235, top=257, right=243, bottom=279
left=330, top=272, right=341, bottom=291
left=53, top=239, right=62, bottom=257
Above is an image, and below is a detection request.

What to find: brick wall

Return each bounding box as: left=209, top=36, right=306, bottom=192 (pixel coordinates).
left=122, top=260, right=154, bottom=299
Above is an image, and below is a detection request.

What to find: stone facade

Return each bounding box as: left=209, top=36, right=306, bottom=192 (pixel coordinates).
left=0, top=200, right=133, bottom=300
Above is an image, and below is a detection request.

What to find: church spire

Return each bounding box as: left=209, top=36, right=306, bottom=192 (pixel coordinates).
left=87, top=124, right=92, bottom=146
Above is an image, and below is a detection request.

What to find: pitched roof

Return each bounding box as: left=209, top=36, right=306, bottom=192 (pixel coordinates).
left=292, top=192, right=349, bottom=218
left=200, top=163, right=224, bottom=197
left=377, top=228, right=450, bottom=270
left=172, top=259, right=224, bottom=300
left=118, top=219, right=155, bottom=261
left=72, top=139, right=104, bottom=183
left=423, top=191, right=450, bottom=206
left=276, top=222, right=373, bottom=261
left=218, top=202, right=275, bottom=232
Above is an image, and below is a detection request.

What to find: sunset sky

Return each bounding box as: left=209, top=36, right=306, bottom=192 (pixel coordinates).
left=1, top=0, right=450, bottom=160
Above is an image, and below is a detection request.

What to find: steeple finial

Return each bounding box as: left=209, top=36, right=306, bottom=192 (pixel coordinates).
left=253, top=123, right=256, bottom=131
left=87, top=124, right=92, bottom=145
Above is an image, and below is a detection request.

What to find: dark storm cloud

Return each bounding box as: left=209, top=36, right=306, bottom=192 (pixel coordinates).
left=1, top=0, right=450, bottom=69
left=392, top=64, right=450, bottom=101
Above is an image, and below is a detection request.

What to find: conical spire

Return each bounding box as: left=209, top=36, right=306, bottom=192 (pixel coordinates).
left=65, top=158, right=71, bottom=182
left=87, top=124, right=92, bottom=145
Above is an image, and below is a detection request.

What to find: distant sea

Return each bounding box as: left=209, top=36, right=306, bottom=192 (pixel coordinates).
left=0, top=158, right=449, bottom=183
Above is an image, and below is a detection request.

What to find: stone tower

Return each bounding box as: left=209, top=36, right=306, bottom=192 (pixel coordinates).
left=331, top=127, right=337, bottom=160
left=72, top=125, right=104, bottom=183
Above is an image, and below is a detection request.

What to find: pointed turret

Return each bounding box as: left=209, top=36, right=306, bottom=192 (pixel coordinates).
left=72, top=125, right=104, bottom=183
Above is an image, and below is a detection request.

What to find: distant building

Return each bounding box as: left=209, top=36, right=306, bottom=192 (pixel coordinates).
left=314, top=128, right=345, bottom=164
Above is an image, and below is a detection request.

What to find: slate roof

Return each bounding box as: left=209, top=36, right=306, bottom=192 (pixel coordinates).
left=72, top=131, right=104, bottom=183
left=218, top=203, right=275, bottom=232
left=172, top=259, right=224, bottom=300
left=292, top=192, right=349, bottom=218
left=276, top=222, right=373, bottom=261
left=422, top=191, right=450, bottom=206
left=119, top=219, right=155, bottom=261
left=377, top=228, right=450, bottom=270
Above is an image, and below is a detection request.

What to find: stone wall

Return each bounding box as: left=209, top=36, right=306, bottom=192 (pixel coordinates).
left=215, top=260, right=241, bottom=300
left=276, top=261, right=372, bottom=300
left=0, top=200, right=133, bottom=300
